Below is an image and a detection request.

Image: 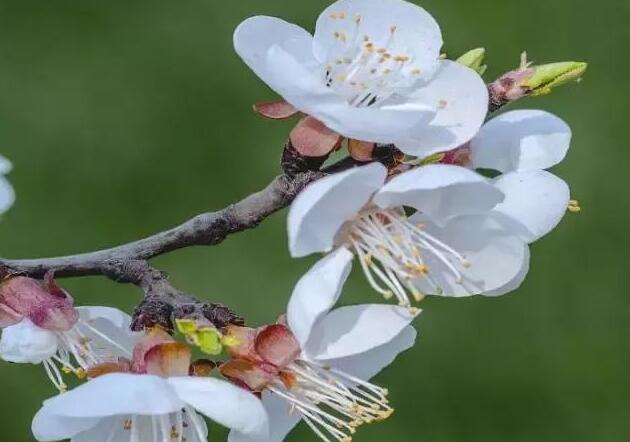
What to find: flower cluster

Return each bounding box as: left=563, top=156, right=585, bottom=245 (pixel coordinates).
left=0, top=0, right=586, bottom=441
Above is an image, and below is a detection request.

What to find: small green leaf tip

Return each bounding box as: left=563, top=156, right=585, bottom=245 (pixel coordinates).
left=525, top=61, right=588, bottom=96
left=456, top=48, right=487, bottom=75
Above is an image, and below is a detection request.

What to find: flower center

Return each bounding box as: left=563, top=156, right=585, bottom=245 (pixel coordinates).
left=107, top=407, right=206, bottom=442
left=268, top=360, right=392, bottom=442
left=346, top=207, right=470, bottom=306
left=323, top=17, right=422, bottom=107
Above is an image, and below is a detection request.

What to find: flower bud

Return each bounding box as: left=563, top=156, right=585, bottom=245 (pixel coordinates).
left=0, top=274, right=78, bottom=332
left=523, top=61, right=588, bottom=97
left=0, top=318, right=58, bottom=364
left=456, top=48, right=487, bottom=75
left=488, top=52, right=587, bottom=111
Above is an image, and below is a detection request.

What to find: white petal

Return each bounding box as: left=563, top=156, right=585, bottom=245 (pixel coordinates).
left=288, top=163, right=387, bottom=257
left=306, top=305, right=418, bottom=361
left=77, top=306, right=137, bottom=356
left=32, top=407, right=100, bottom=442
left=482, top=245, right=531, bottom=297
left=492, top=170, right=570, bottom=243
left=0, top=155, right=13, bottom=174
left=374, top=164, right=504, bottom=222
left=313, top=0, right=442, bottom=73
left=410, top=214, right=529, bottom=297
left=228, top=392, right=301, bottom=442
left=0, top=176, right=15, bottom=215
left=71, top=417, right=128, bottom=442
left=470, top=110, right=572, bottom=172
left=234, top=16, right=319, bottom=93
left=287, top=247, right=354, bottom=349
left=331, top=325, right=416, bottom=380
left=39, top=373, right=184, bottom=418
left=169, top=377, right=269, bottom=438
left=396, top=61, right=489, bottom=156
left=0, top=318, right=58, bottom=364
left=77, top=306, right=132, bottom=330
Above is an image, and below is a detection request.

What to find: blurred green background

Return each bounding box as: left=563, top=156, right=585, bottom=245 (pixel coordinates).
left=0, top=0, right=628, bottom=440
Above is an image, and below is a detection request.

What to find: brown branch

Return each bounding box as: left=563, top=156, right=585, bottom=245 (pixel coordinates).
left=0, top=169, right=322, bottom=280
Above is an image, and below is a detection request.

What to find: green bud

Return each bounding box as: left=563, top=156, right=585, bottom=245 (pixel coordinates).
left=196, top=328, right=223, bottom=355
left=175, top=318, right=198, bottom=335
left=524, top=61, right=588, bottom=96
left=456, top=48, right=487, bottom=75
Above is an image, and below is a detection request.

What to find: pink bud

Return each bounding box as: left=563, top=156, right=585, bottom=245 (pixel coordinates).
left=254, top=324, right=300, bottom=368
left=0, top=303, right=23, bottom=328
left=253, top=100, right=299, bottom=120
left=0, top=274, right=78, bottom=332
left=224, top=325, right=259, bottom=361
left=144, top=342, right=192, bottom=377
left=290, top=116, right=342, bottom=157
left=440, top=144, right=472, bottom=167
left=131, top=327, right=175, bottom=374
left=220, top=358, right=277, bottom=392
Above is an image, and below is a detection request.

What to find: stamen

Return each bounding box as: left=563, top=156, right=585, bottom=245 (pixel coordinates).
left=346, top=207, right=471, bottom=302
left=268, top=359, right=392, bottom=442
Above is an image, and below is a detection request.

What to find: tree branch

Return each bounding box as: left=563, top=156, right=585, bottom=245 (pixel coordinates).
left=0, top=170, right=322, bottom=279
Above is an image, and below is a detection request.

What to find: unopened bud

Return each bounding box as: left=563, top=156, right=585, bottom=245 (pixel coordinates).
left=456, top=48, right=487, bottom=75
left=488, top=52, right=587, bottom=111
left=0, top=274, right=78, bottom=332
left=524, top=61, right=588, bottom=97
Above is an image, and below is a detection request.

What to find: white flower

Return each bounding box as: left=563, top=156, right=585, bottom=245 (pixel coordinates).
left=32, top=372, right=269, bottom=442
left=234, top=0, right=488, bottom=156
left=288, top=162, right=570, bottom=303
left=225, top=252, right=417, bottom=442
left=0, top=154, right=15, bottom=215
left=0, top=306, right=135, bottom=392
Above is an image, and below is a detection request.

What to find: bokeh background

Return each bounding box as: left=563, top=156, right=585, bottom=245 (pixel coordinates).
left=0, top=0, right=628, bottom=440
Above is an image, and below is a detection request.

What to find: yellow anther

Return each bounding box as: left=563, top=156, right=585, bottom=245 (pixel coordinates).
left=411, top=68, right=422, bottom=75
left=413, top=292, right=426, bottom=303
left=330, top=12, right=338, bottom=19
left=383, top=291, right=394, bottom=300
left=61, top=366, right=72, bottom=374
left=170, top=426, right=180, bottom=439
left=123, top=419, right=132, bottom=431
left=377, top=48, right=387, bottom=54
left=409, top=307, right=419, bottom=315
left=75, top=368, right=87, bottom=379
left=568, top=199, right=581, bottom=213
